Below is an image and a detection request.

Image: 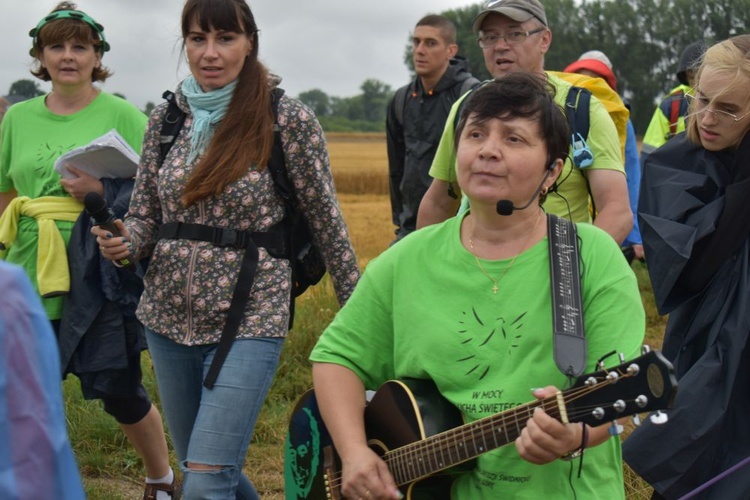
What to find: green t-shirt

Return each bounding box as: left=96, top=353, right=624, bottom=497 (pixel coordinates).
left=0, top=92, right=146, bottom=318
left=430, top=72, right=624, bottom=224
left=311, top=214, right=644, bottom=499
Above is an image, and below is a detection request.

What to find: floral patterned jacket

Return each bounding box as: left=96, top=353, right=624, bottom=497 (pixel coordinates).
left=125, top=80, right=360, bottom=345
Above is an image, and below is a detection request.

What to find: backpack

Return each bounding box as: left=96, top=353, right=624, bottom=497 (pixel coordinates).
left=158, top=88, right=326, bottom=323
left=548, top=71, right=629, bottom=163
left=658, top=89, right=688, bottom=140
left=392, top=77, right=480, bottom=127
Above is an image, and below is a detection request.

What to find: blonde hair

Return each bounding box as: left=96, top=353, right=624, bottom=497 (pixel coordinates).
left=687, top=34, right=750, bottom=145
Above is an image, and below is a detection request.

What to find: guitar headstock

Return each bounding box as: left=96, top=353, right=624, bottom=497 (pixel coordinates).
left=564, top=349, right=677, bottom=427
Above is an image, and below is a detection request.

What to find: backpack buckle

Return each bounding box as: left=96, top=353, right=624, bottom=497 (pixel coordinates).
left=213, top=228, right=246, bottom=248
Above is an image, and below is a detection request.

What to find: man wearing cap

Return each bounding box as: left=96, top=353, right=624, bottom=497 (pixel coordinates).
left=565, top=51, right=644, bottom=262
left=417, top=0, right=632, bottom=244
left=639, top=41, right=705, bottom=166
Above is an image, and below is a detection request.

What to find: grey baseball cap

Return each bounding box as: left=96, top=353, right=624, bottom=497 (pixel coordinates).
left=472, top=0, right=548, bottom=33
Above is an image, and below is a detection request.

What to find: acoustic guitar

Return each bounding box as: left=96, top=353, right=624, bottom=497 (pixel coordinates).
left=284, top=349, right=676, bottom=499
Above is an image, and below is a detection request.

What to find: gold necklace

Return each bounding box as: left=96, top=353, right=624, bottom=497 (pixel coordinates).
left=468, top=211, right=542, bottom=295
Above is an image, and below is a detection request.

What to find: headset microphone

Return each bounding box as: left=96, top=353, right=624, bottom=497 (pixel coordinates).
left=496, top=166, right=553, bottom=216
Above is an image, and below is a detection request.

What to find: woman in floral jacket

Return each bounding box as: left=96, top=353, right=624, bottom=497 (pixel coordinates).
left=95, top=0, right=359, bottom=497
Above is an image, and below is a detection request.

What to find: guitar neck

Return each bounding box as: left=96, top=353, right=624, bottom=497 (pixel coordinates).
left=383, top=397, right=561, bottom=485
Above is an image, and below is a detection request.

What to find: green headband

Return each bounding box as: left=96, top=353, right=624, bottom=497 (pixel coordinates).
left=29, top=10, right=110, bottom=53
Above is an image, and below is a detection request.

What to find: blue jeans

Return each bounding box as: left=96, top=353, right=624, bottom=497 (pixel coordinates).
left=146, top=329, right=284, bottom=500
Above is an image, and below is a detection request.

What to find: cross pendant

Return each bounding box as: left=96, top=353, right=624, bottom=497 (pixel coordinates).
left=492, top=284, right=498, bottom=294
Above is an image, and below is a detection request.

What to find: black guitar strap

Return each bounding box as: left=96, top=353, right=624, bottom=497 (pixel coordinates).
left=547, top=214, right=587, bottom=379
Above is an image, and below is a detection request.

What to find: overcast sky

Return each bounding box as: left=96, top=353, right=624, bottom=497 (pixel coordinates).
left=2, top=0, right=479, bottom=110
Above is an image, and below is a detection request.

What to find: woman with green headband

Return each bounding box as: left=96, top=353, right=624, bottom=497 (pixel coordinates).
left=0, top=2, right=178, bottom=498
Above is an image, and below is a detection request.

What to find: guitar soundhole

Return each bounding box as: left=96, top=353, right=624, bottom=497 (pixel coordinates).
left=646, top=364, right=664, bottom=397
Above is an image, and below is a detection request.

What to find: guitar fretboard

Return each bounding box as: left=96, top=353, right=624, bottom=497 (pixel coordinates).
left=384, top=398, right=563, bottom=485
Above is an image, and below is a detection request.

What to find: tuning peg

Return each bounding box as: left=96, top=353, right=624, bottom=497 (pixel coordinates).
left=632, top=414, right=642, bottom=427
left=649, top=411, right=668, bottom=425
left=606, top=371, right=620, bottom=383
left=641, top=344, right=652, bottom=354
left=618, top=352, right=626, bottom=363
left=608, top=421, right=624, bottom=436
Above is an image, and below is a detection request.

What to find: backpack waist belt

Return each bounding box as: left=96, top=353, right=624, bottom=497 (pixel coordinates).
left=157, top=221, right=289, bottom=388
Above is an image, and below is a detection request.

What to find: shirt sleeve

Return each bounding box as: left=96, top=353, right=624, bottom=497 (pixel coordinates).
left=278, top=97, right=360, bottom=305
left=310, top=254, right=396, bottom=389
left=428, top=95, right=466, bottom=183
left=123, top=104, right=167, bottom=258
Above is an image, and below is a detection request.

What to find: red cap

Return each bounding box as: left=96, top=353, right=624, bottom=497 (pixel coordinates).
left=564, top=59, right=617, bottom=91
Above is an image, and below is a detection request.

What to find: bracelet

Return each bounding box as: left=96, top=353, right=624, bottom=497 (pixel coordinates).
left=560, top=422, right=588, bottom=461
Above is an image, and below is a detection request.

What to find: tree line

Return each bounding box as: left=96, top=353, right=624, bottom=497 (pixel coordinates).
left=7, top=0, right=748, bottom=134
left=299, top=0, right=749, bottom=134
left=3, top=77, right=392, bottom=133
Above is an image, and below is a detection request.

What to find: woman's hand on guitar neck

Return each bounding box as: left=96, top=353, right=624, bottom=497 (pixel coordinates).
left=514, top=386, right=583, bottom=465
left=340, top=444, right=401, bottom=500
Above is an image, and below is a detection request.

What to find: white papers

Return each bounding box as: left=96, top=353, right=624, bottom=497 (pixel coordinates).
left=54, top=129, right=140, bottom=180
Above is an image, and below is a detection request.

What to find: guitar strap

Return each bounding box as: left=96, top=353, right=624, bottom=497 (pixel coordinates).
left=547, top=214, right=587, bottom=379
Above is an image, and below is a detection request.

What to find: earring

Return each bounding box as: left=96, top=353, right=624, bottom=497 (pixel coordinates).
left=541, top=186, right=549, bottom=196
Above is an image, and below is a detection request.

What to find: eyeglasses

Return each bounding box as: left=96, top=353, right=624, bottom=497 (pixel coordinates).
left=477, top=27, right=546, bottom=49
left=685, top=91, right=750, bottom=127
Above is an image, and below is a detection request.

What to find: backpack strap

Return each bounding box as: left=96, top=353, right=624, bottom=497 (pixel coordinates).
left=445, top=77, right=481, bottom=116
left=659, top=89, right=686, bottom=140
left=565, top=86, right=594, bottom=169
left=159, top=90, right=186, bottom=164
left=548, top=214, right=587, bottom=379
left=265, top=88, right=289, bottom=197
left=458, top=77, right=481, bottom=96
left=262, top=88, right=311, bottom=328
left=392, top=85, right=409, bottom=128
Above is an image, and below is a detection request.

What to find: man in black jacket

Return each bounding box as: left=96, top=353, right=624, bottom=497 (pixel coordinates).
left=386, top=14, right=479, bottom=243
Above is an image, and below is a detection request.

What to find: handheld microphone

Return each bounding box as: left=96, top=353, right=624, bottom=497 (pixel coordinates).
left=83, top=192, right=136, bottom=271
left=496, top=168, right=552, bottom=216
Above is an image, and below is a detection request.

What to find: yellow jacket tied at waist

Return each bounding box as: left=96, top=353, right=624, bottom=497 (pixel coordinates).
left=0, top=196, right=84, bottom=297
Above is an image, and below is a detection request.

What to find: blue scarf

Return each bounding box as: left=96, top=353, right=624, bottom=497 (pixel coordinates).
left=181, top=76, right=237, bottom=163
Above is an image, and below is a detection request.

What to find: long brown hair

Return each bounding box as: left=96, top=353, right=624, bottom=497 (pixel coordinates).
left=180, top=0, right=274, bottom=207
left=29, top=2, right=112, bottom=82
